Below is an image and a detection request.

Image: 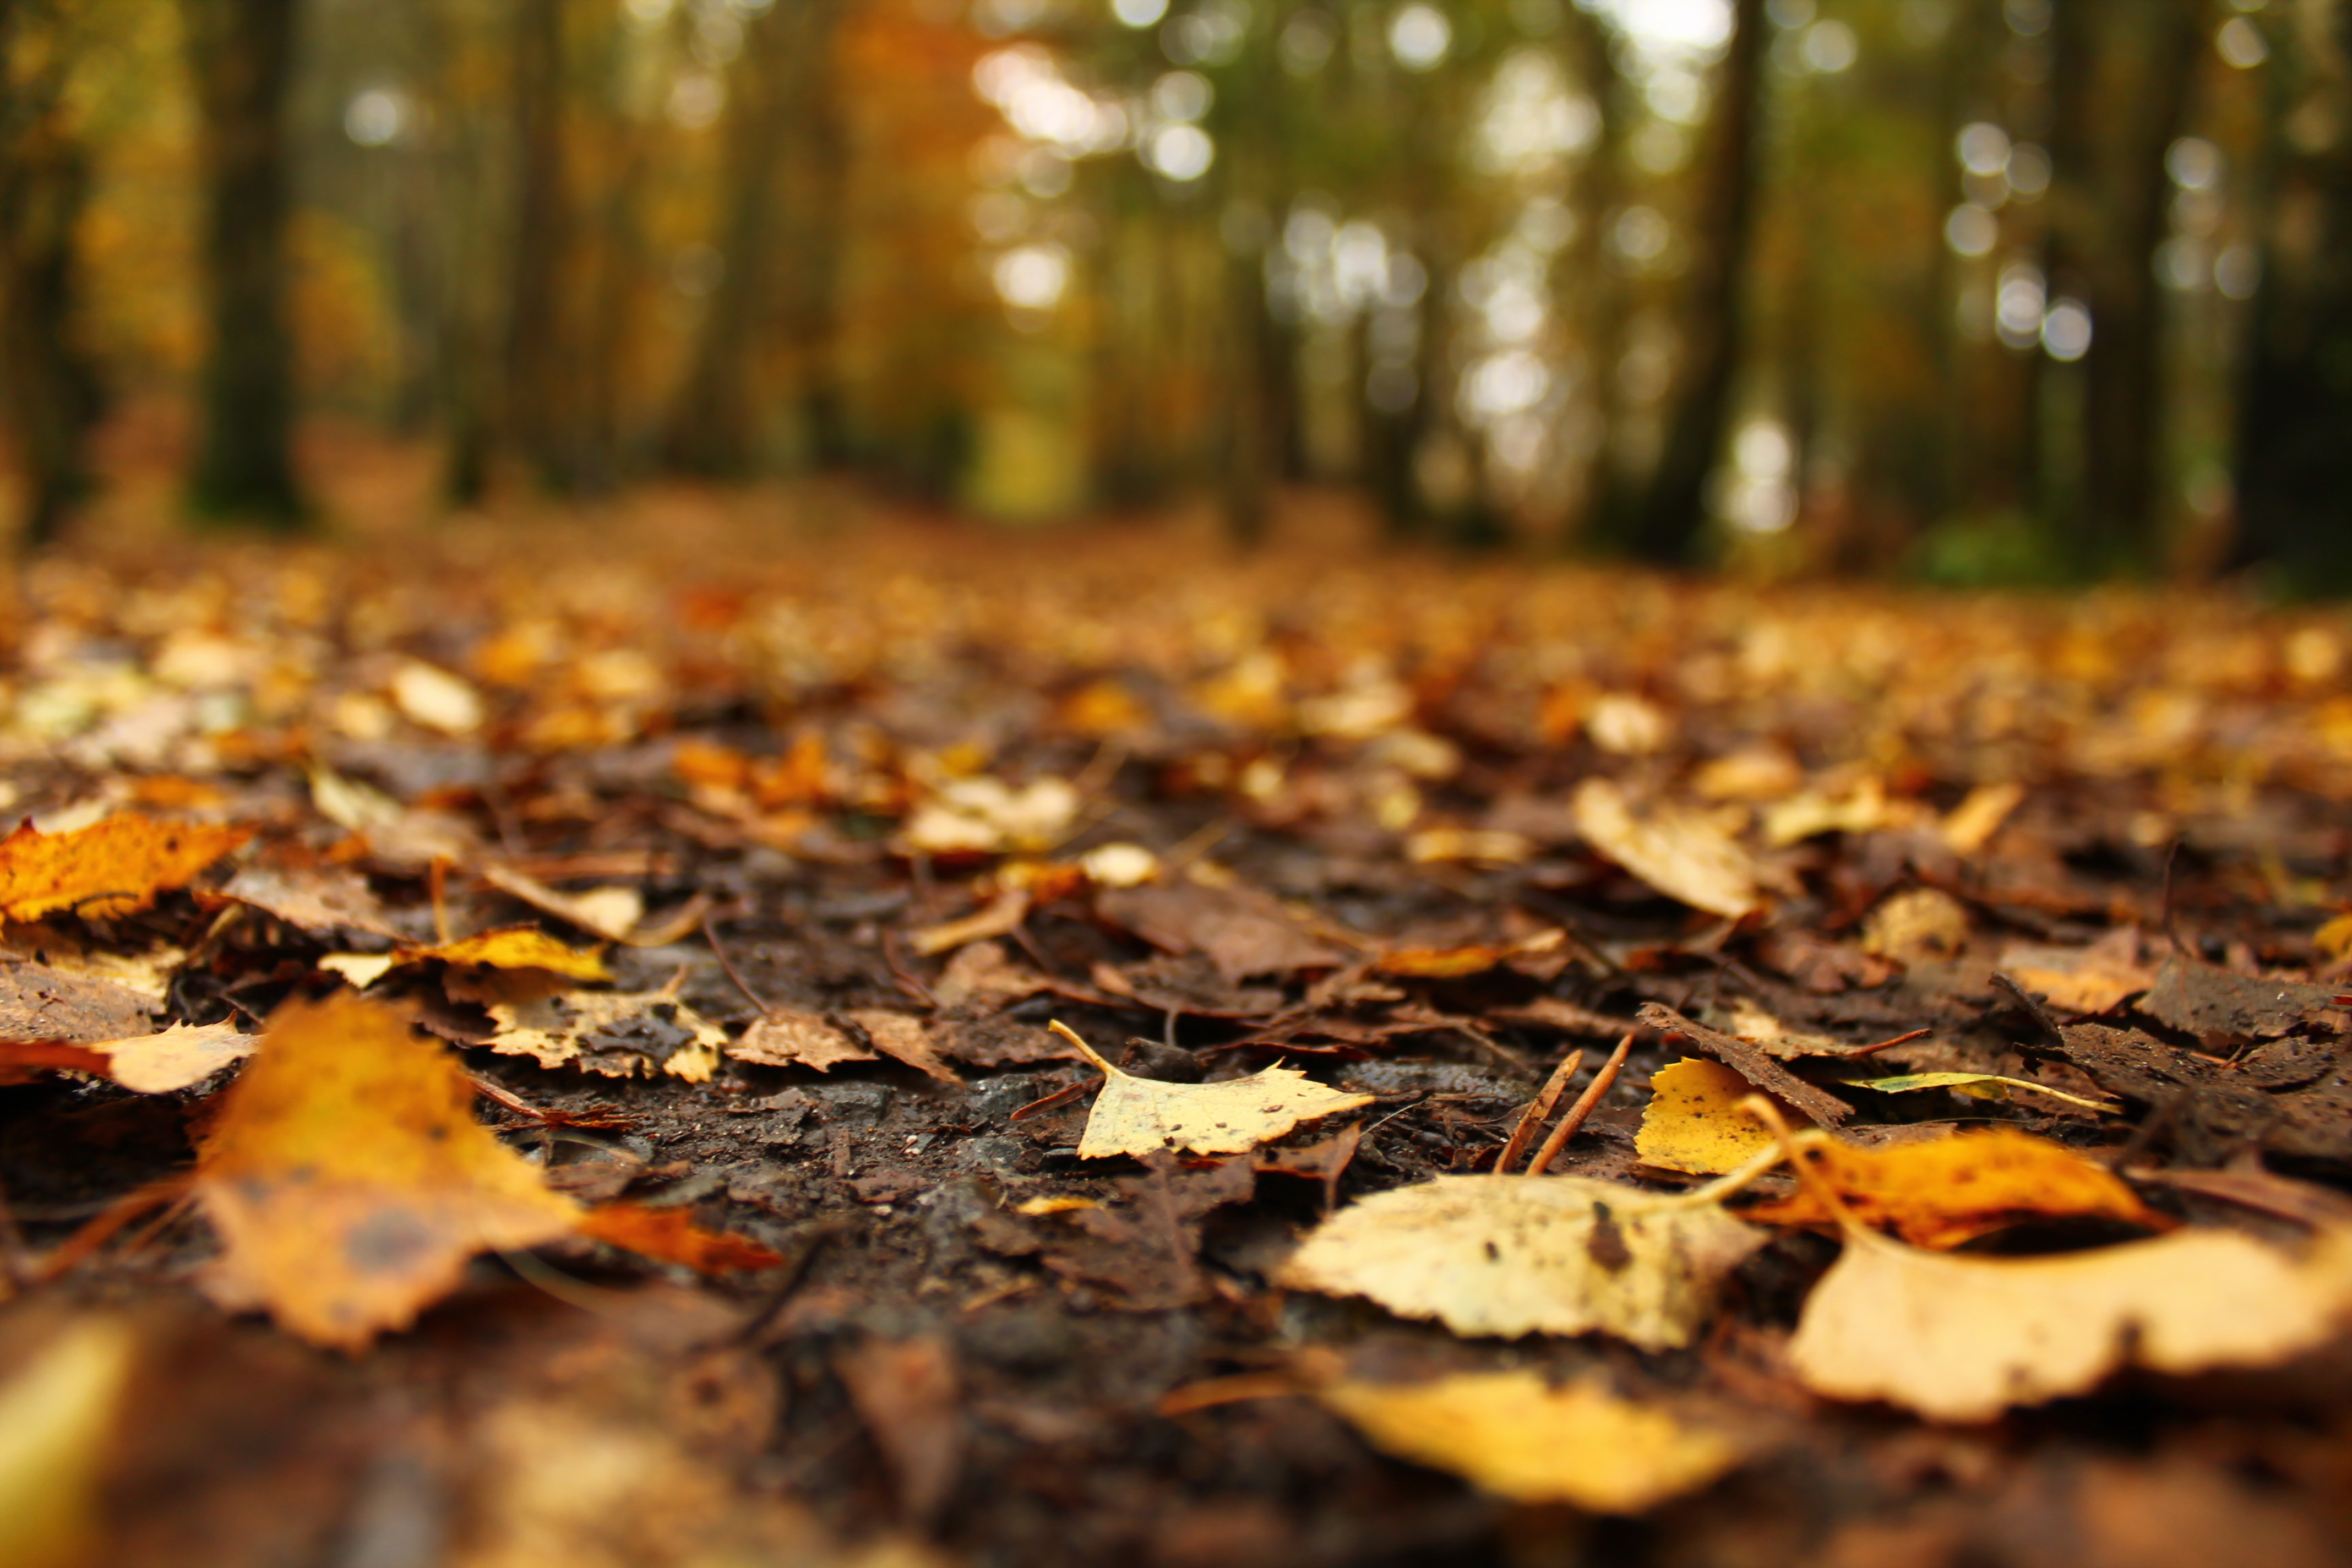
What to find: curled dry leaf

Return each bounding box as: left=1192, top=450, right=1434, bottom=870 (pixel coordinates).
left=730, top=1009, right=875, bottom=1072
left=1055, top=1021, right=1372, bottom=1159
left=0, top=812, right=252, bottom=923
left=1791, top=1224, right=2352, bottom=1422
left=1315, top=1370, right=1744, bottom=1513
left=1744, top=1129, right=2165, bottom=1248
left=1373, top=929, right=1564, bottom=979
left=395, top=925, right=612, bottom=983
left=194, top=993, right=580, bottom=1349
left=1277, top=1174, right=1766, bottom=1350
left=1096, top=880, right=1348, bottom=985
left=1571, top=777, right=1761, bottom=921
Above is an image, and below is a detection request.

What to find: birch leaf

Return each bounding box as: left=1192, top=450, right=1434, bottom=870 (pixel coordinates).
left=1055, top=1020, right=1373, bottom=1158
left=1636, top=1058, right=1781, bottom=1175
left=1790, top=1225, right=2352, bottom=1422
left=395, top=925, right=611, bottom=983
left=1744, top=1128, right=2165, bottom=1249
left=0, top=812, right=251, bottom=922
left=1278, top=1174, right=1766, bottom=1350
left=1315, top=1370, right=1744, bottom=1513
left=1571, top=778, right=1761, bottom=920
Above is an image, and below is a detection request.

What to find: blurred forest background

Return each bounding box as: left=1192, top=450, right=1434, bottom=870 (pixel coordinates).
left=2, top=0, right=2349, bottom=588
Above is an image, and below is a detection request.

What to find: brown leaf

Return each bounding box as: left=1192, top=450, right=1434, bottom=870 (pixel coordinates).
left=216, top=862, right=398, bottom=938
left=194, top=993, right=580, bottom=1348
left=1637, top=1005, right=1855, bottom=1127
left=729, top=1010, right=875, bottom=1072
left=2000, top=928, right=2154, bottom=1015
left=836, top=1336, right=963, bottom=1523
left=1097, top=880, right=1347, bottom=985
left=846, top=1009, right=965, bottom=1084
left=0, top=960, right=155, bottom=1045
left=1571, top=778, right=1762, bottom=920
left=2139, top=956, right=2343, bottom=1049
left=487, top=989, right=726, bottom=1081
left=0, top=813, right=251, bottom=923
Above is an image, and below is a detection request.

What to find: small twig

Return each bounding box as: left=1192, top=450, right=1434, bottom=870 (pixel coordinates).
left=1009, top=1077, right=1098, bottom=1121
left=1989, top=971, right=2068, bottom=1049
left=879, top=927, right=937, bottom=1008
left=1526, top=1031, right=1633, bottom=1177
left=1842, top=1027, right=1932, bottom=1060
left=703, top=914, right=775, bottom=1015
left=34, top=1175, right=193, bottom=1283
left=1493, top=1047, right=1586, bottom=1177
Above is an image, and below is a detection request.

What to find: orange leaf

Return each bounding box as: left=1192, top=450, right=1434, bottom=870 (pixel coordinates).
left=578, top=1201, right=787, bottom=1273
left=193, top=993, right=580, bottom=1349
left=0, top=813, right=252, bottom=922
left=1740, top=1129, right=2168, bottom=1249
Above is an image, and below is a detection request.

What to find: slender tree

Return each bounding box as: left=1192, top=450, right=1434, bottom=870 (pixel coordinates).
left=502, top=0, right=573, bottom=490
left=180, top=0, right=304, bottom=525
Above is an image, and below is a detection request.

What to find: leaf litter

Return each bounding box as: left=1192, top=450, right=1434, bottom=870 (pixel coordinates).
left=9, top=514, right=2352, bottom=1561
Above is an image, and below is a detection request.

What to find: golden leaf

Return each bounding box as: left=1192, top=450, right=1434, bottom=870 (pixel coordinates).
left=194, top=993, right=580, bottom=1349
left=487, top=988, right=725, bottom=1082
left=1315, top=1370, right=1743, bottom=1513
left=578, top=1201, right=786, bottom=1273
left=395, top=925, right=612, bottom=982
left=1571, top=778, right=1761, bottom=921
left=0, top=1319, right=139, bottom=1568
left=1790, top=1224, right=2352, bottom=1422
left=0, top=813, right=251, bottom=923
left=1743, top=1128, right=2164, bottom=1249
left=1636, top=1058, right=1780, bottom=1175
left=1053, top=1020, right=1373, bottom=1159
left=1277, top=1173, right=1766, bottom=1350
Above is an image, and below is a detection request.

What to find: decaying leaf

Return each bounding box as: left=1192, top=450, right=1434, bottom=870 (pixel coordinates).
left=1374, top=929, right=1564, bottom=978
left=2138, top=956, right=2344, bottom=1049
left=1743, top=1129, right=2165, bottom=1248
left=194, top=993, right=580, bottom=1348
left=1315, top=1370, right=1744, bottom=1513
left=1636, top=1058, right=1781, bottom=1175
left=1571, top=777, right=1761, bottom=921
left=578, top=1201, right=787, bottom=1272
left=1790, top=1224, right=2352, bottom=1422
left=1999, top=929, right=2154, bottom=1015
left=488, top=988, right=726, bottom=1081
left=1637, top=1004, right=1855, bottom=1127
left=216, top=862, right=398, bottom=938
left=1055, top=1021, right=1371, bottom=1158
left=0, top=959, right=154, bottom=1046
left=1278, top=1174, right=1766, bottom=1349
left=1096, top=879, right=1348, bottom=984
left=0, top=812, right=251, bottom=923
left=1859, top=886, right=1972, bottom=965
left=396, top=925, right=612, bottom=982
left=847, top=1010, right=966, bottom=1085
left=731, top=1009, right=875, bottom=1072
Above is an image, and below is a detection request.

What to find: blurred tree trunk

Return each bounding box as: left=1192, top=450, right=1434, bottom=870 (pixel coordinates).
left=2233, top=6, right=2352, bottom=592
left=0, top=0, right=104, bottom=549
left=1622, top=0, right=1768, bottom=564
left=1562, top=3, right=1626, bottom=549
left=180, top=0, right=305, bottom=526
left=503, top=0, right=573, bottom=489
left=2041, top=0, right=2207, bottom=575
left=663, top=3, right=792, bottom=478
left=788, top=0, right=848, bottom=470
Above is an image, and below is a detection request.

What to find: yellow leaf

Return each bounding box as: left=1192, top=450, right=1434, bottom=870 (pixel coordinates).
left=1053, top=1020, right=1372, bottom=1158
left=479, top=863, right=645, bottom=944
left=1315, top=1370, right=1743, bottom=1513
left=194, top=993, right=580, bottom=1349
left=2313, top=910, right=2352, bottom=962
left=487, top=989, right=725, bottom=1082
left=1841, top=1070, right=2117, bottom=1114
left=1636, top=1058, right=1779, bottom=1175
left=1277, top=1173, right=1766, bottom=1350
left=1743, top=1128, right=2164, bottom=1249
left=85, top=1021, right=255, bottom=1094
left=1941, top=781, right=2026, bottom=856
left=1790, top=1224, right=2352, bottom=1422
left=1859, top=888, right=1970, bottom=965
left=396, top=925, right=612, bottom=982
left=0, top=1319, right=138, bottom=1568
left=0, top=813, right=251, bottom=923
left=1571, top=778, right=1761, bottom=921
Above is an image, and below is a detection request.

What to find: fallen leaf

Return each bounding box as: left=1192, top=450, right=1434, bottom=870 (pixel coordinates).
left=1743, top=1128, right=2164, bottom=1248
left=2000, top=929, right=2154, bottom=1014
left=731, top=1009, right=876, bottom=1072
left=1374, top=929, right=1564, bottom=978
left=396, top=925, right=612, bottom=982
left=931, top=940, right=1056, bottom=1010
left=1097, top=880, right=1348, bottom=984
left=0, top=1317, right=139, bottom=1568
left=909, top=890, right=1030, bottom=957
left=836, top=1336, right=963, bottom=1523
left=1860, top=887, right=1972, bottom=965
left=1314, top=1370, right=1743, bottom=1513
left=0, top=960, right=154, bottom=1044
left=2316, top=911, right=2352, bottom=963
left=488, top=989, right=726, bottom=1081
left=389, top=658, right=485, bottom=735
left=1637, top=1058, right=1781, bottom=1175
left=847, top=1010, right=966, bottom=1084
left=1057, top=1021, right=1371, bottom=1158
left=319, top=952, right=397, bottom=989
left=578, top=1201, right=787, bottom=1272
left=1637, top=1005, right=1855, bottom=1127
left=479, top=863, right=646, bottom=944
left=1762, top=776, right=1898, bottom=847
left=1841, top=1070, right=2117, bottom=1115
left=1940, top=781, right=2026, bottom=855
left=1790, top=1224, right=2352, bottom=1422
left=215, top=862, right=398, bottom=938
left=2138, top=956, right=2342, bottom=1049
left=85, top=1021, right=256, bottom=1093
left=1572, top=778, right=1761, bottom=920
left=1277, top=1173, right=1766, bottom=1349
left=0, top=813, right=251, bottom=923
left=194, top=993, right=580, bottom=1348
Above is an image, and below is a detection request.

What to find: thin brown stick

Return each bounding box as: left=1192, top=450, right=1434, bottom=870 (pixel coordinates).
left=704, top=914, right=775, bottom=1015
left=1526, top=1031, right=1632, bottom=1177
left=1493, top=1047, right=1585, bottom=1176
left=1842, top=1027, right=1932, bottom=1059
left=34, top=1175, right=193, bottom=1283
left=1009, top=1076, right=1099, bottom=1121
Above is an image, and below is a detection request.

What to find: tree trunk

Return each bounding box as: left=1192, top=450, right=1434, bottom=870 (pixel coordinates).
left=180, top=0, right=304, bottom=526
left=2232, top=5, right=2352, bottom=592
left=1622, top=0, right=1768, bottom=565
left=502, top=0, right=573, bottom=489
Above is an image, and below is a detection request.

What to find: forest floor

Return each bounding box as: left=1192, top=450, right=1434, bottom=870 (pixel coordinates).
left=6, top=477, right=2352, bottom=1568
